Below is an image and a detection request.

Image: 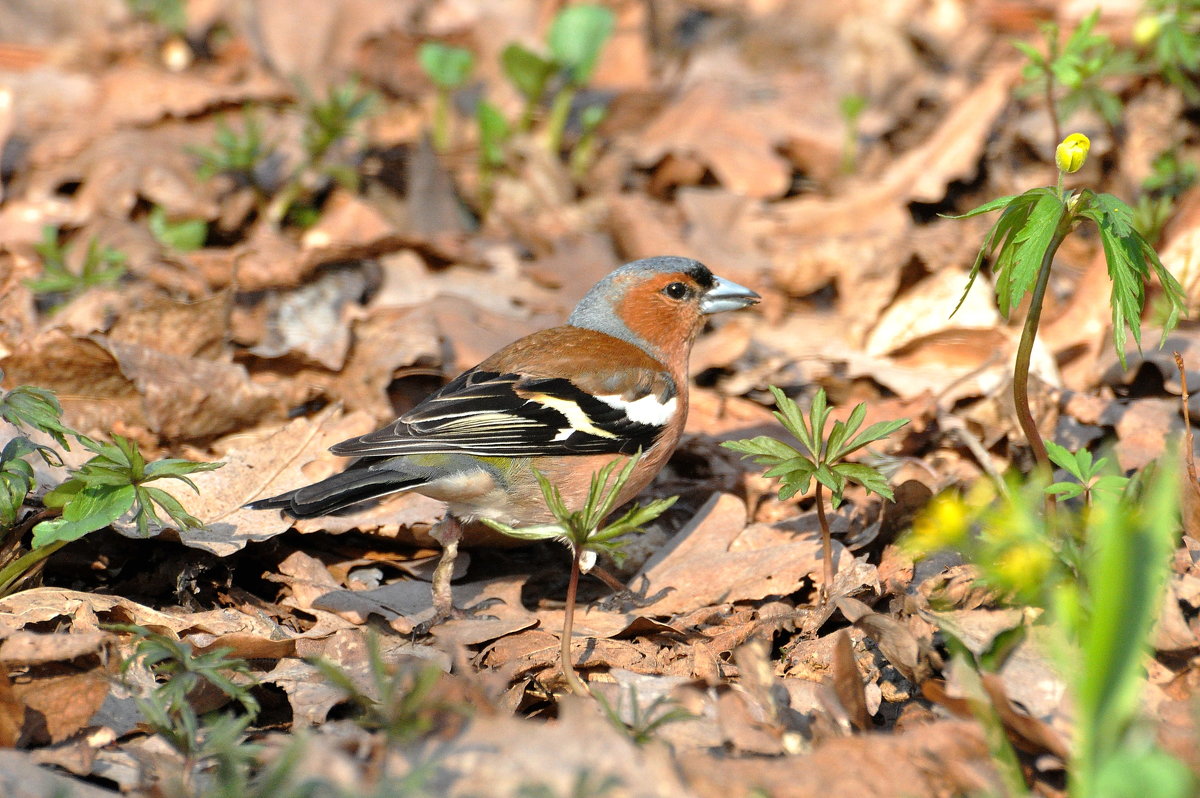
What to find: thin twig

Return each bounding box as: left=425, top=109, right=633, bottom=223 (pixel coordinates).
left=1175, top=352, right=1197, bottom=485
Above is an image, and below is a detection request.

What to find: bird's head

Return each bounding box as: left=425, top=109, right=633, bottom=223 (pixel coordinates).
left=567, top=256, right=760, bottom=365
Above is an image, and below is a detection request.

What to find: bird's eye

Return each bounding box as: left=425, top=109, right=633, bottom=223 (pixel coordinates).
left=663, top=282, right=689, bottom=300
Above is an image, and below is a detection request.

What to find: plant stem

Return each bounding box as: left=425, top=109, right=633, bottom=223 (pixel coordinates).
left=432, top=89, right=451, bottom=152
left=1044, top=72, right=1062, bottom=151
left=544, top=85, right=576, bottom=155
left=1013, top=224, right=1069, bottom=480
left=561, top=545, right=589, bottom=696
left=815, top=482, right=833, bottom=603
left=0, top=539, right=67, bottom=597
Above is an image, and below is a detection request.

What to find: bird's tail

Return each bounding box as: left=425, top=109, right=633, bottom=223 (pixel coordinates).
left=245, top=467, right=424, bottom=518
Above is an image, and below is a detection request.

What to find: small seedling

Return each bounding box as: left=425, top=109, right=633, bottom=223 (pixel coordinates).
left=502, top=43, right=557, bottom=133
left=418, top=42, right=475, bottom=151
left=1133, top=149, right=1198, bottom=242
left=543, top=4, right=615, bottom=154
left=308, top=633, right=451, bottom=746
left=117, top=625, right=260, bottom=794
left=125, top=0, right=187, bottom=36
left=482, top=454, right=676, bottom=696
left=1135, top=0, right=1200, bottom=102
left=26, top=226, right=126, bottom=308
left=1043, top=441, right=1129, bottom=505
left=191, top=109, right=272, bottom=184
left=595, top=685, right=695, bottom=746
left=0, top=375, right=221, bottom=596
left=949, top=132, right=1185, bottom=474
left=722, top=387, right=908, bottom=601
left=149, top=205, right=208, bottom=252
left=1014, top=11, right=1135, bottom=141
left=839, top=94, right=867, bottom=174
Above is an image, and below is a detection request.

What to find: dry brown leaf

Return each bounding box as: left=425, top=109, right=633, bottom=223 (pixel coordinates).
left=13, top=670, right=109, bottom=744
left=123, top=406, right=376, bottom=555
left=630, top=493, right=832, bottom=617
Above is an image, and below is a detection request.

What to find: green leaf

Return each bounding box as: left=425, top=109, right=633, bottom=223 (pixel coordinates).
left=1045, top=440, right=1086, bottom=482
left=720, top=436, right=802, bottom=465
left=825, top=402, right=865, bottom=461
left=32, top=483, right=135, bottom=546
left=762, top=455, right=817, bottom=480
left=768, top=386, right=815, bottom=455
left=501, top=43, right=555, bottom=100
left=995, top=190, right=1066, bottom=317
left=1046, top=481, right=1085, bottom=499
left=547, top=4, right=615, bottom=84
left=477, top=101, right=510, bottom=170
left=0, top=384, right=71, bottom=447
left=838, top=418, right=909, bottom=459
left=148, top=206, right=207, bottom=252
left=834, top=462, right=894, bottom=500
left=418, top=42, right=474, bottom=89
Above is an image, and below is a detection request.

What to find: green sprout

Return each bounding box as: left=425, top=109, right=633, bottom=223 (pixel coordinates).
left=1136, top=0, right=1200, bottom=102
left=722, top=386, right=909, bottom=601
left=418, top=42, right=475, bottom=151
left=191, top=108, right=272, bottom=184
left=949, top=132, right=1185, bottom=475
left=149, top=205, right=208, bottom=252
left=1014, top=11, right=1135, bottom=142
left=839, top=94, right=867, bottom=175
left=543, top=4, right=615, bottom=154
left=502, top=43, right=557, bottom=133
left=26, top=226, right=126, bottom=309
left=1043, top=441, right=1129, bottom=505
left=482, top=455, right=676, bottom=696
left=1133, top=149, right=1198, bottom=242
left=0, top=375, right=221, bottom=596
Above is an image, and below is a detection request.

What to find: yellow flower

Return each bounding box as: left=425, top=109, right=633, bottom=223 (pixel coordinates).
left=908, top=492, right=970, bottom=553
left=993, top=541, right=1053, bottom=592
left=1055, top=133, right=1090, bottom=174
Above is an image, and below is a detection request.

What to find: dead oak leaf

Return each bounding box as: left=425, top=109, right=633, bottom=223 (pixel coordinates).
left=629, top=493, right=835, bottom=618
left=113, top=406, right=376, bottom=555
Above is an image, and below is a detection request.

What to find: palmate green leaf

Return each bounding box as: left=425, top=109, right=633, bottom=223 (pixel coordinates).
left=777, top=463, right=815, bottom=501
left=766, top=385, right=815, bottom=455
left=814, top=462, right=846, bottom=505
left=1081, top=192, right=1187, bottom=368
left=32, top=483, right=135, bottom=547
left=836, top=418, right=910, bottom=460
left=834, top=462, right=895, bottom=501
left=1046, top=481, right=1086, bottom=500
left=824, top=402, right=865, bottom=462
left=763, top=455, right=816, bottom=480
left=0, top=383, right=71, bottom=447
left=947, top=192, right=1033, bottom=317
left=1045, top=440, right=1087, bottom=482
left=994, top=189, right=1066, bottom=317
left=720, top=435, right=803, bottom=466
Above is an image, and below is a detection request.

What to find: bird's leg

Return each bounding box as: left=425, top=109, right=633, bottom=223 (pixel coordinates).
left=428, top=515, right=463, bottom=625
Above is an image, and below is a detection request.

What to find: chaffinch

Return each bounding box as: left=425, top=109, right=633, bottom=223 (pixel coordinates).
left=248, top=256, right=760, bottom=623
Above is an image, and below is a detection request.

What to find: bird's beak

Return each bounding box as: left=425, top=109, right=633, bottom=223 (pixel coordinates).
left=700, top=276, right=761, bottom=315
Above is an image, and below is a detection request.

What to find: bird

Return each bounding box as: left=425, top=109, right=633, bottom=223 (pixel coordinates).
left=247, top=256, right=760, bottom=624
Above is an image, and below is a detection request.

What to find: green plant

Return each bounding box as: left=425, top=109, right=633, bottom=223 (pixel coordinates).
left=907, top=459, right=1193, bottom=798
left=0, top=374, right=221, bottom=596
left=1014, top=11, right=1136, bottom=142
left=481, top=454, right=677, bottom=696
left=950, top=132, right=1185, bottom=475
left=418, top=42, right=475, bottom=152
left=191, top=109, right=272, bottom=183
left=125, top=0, right=187, bottom=36
left=308, top=633, right=452, bottom=745
left=839, top=94, right=867, bottom=175
left=721, top=386, right=909, bottom=600
left=149, top=205, right=208, bottom=252
left=1044, top=441, right=1129, bottom=505
left=117, top=625, right=260, bottom=795
left=1135, top=0, right=1200, bottom=101
left=26, top=226, right=126, bottom=308
left=595, top=685, right=695, bottom=746
left=267, top=80, right=376, bottom=226
left=1133, top=149, right=1198, bottom=242
left=542, top=4, right=615, bottom=154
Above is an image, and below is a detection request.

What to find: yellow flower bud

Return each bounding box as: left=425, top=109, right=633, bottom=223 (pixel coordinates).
left=993, top=541, right=1053, bottom=592
left=1055, top=133, right=1090, bottom=174
left=1133, top=14, right=1162, bottom=47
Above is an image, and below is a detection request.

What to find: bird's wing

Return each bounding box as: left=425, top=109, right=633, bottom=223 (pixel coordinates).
left=329, top=366, right=679, bottom=458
